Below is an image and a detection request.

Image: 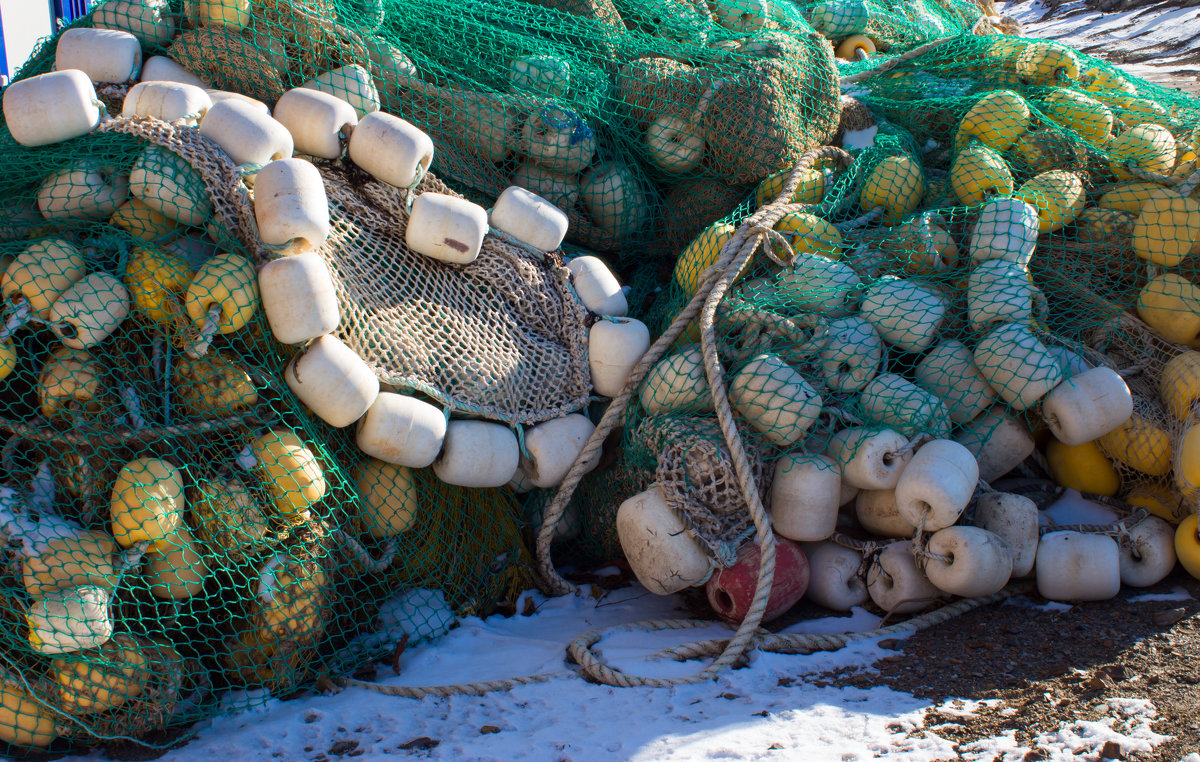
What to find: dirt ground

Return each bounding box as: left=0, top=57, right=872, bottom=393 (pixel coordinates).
left=805, top=571, right=1200, bottom=761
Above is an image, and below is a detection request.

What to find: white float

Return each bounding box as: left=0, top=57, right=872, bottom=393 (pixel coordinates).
left=55, top=28, right=142, bottom=84
left=273, top=88, right=358, bottom=160
left=490, top=186, right=569, bottom=252
left=122, top=81, right=211, bottom=125
left=825, top=427, right=912, bottom=490
left=522, top=414, right=597, bottom=488
left=923, top=526, right=1012, bottom=597
left=580, top=162, right=645, bottom=237
left=3, top=70, right=103, bottom=147
left=521, top=107, right=597, bottom=175
left=818, top=316, right=882, bottom=393
left=198, top=99, right=294, bottom=169
left=254, top=159, right=331, bottom=255
left=566, top=256, right=627, bottom=316
left=967, top=260, right=1033, bottom=332
left=432, top=420, right=521, bottom=488
left=284, top=334, right=380, bottom=428
left=776, top=254, right=861, bottom=314
left=914, top=340, right=996, bottom=425
left=974, top=492, right=1039, bottom=577
left=974, top=322, right=1064, bottom=410
left=405, top=193, right=489, bottom=266
left=259, top=253, right=339, bottom=345
left=142, top=56, right=208, bottom=87
left=349, top=112, right=434, bottom=189
left=894, top=439, right=978, bottom=532
left=770, top=453, right=840, bottom=541
left=955, top=406, right=1036, bottom=482
left=509, top=54, right=571, bottom=99
left=356, top=392, right=446, bottom=468
left=205, top=89, right=269, bottom=114
left=867, top=542, right=941, bottom=615
left=859, top=373, right=951, bottom=438
left=27, top=585, right=113, bottom=654
left=970, top=196, right=1039, bottom=266
left=1119, top=516, right=1177, bottom=588
left=129, top=146, right=213, bottom=227
left=589, top=317, right=651, bottom=398
left=617, top=485, right=711, bottom=596
left=855, top=489, right=917, bottom=538
left=1040, top=366, right=1133, bottom=446
left=303, top=64, right=380, bottom=119
left=1036, top=531, right=1121, bottom=601
left=860, top=276, right=947, bottom=352
left=37, top=163, right=129, bottom=222
left=640, top=345, right=711, bottom=414
left=94, top=0, right=175, bottom=47
left=48, top=271, right=130, bottom=349
left=729, top=353, right=822, bottom=446
left=802, top=542, right=869, bottom=611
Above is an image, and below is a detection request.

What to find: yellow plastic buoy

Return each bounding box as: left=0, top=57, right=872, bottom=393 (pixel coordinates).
left=1045, top=438, right=1120, bottom=496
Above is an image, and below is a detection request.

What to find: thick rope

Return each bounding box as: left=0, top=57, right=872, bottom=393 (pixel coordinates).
left=333, top=672, right=558, bottom=698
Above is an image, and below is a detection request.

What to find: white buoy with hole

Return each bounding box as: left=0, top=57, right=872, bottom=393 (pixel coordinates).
left=802, top=542, right=869, bottom=611
left=48, top=271, right=130, bottom=349
left=776, top=254, right=861, bottom=314
left=640, top=345, right=711, bottom=414
left=974, top=322, right=1064, bottom=410
left=617, top=485, right=711, bottom=596
left=406, top=193, right=489, bottom=266
left=3, top=70, right=102, bottom=147
left=259, top=253, right=339, bottom=345
left=254, top=158, right=331, bottom=255
left=729, top=353, right=822, bottom=446
left=867, top=542, right=940, bottom=615
left=490, top=186, right=569, bottom=252
left=967, top=260, right=1033, bottom=332
left=826, top=427, right=912, bottom=490
left=859, top=372, right=952, bottom=438
left=55, top=28, right=142, bottom=84
left=37, top=163, right=129, bottom=222
left=954, top=406, right=1035, bottom=482
left=1036, top=531, right=1121, bottom=601
left=1119, top=516, right=1177, bottom=587
left=348, top=111, right=434, bottom=189
left=924, top=526, right=1012, bottom=597
left=771, top=453, right=840, bottom=541
left=521, top=414, right=598, bottom=488
left=914, top=340, right=996, bottom=425
left=970, top=196, right=1039, bottom=266
left=284, top=334, right=379, bottom=428
left=205, top=89, right=269, bottom=114
left=273, top=87, right=358, bottom=160
left=1041, top=366, right=1133, bottom=446
left=356, top=392, right=446, bottom=468
left=855, top=489, right=917, bottom=538
left=198, top=99, right=294, bottom=169
left=122, top=81, right=211, bottom=125
left=567, top=256, right=627, bottom=316
left=818, top=316, right=882, bottom=393
left=974, top=492, right=1039, bottom=577
left=589, top=317, right=650, bottom=398
left=860, top=276, right=947, bottom=352
left=894, top=439, right=978, bottom=532
left=432, top=420, right=520, bottom=488
left=142, top=56, right=209, bottom=88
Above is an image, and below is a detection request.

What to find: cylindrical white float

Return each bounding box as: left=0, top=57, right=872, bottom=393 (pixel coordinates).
left=37, top=163, right=129, bottom=222
left=259, top=252, right=340, bottom=345
left=55, top=28, right=142, bottom=84
left=1036, top=531, right=1121, bottom=601
left=859, top=373, right=952, bottom=438
left=855, top=489, right=918, bottom=538
left=273, top=88, right=358, bottom=160
left=924, top=526, right=1012, bottom=597
left=142, top=56, right=209, bottom=88
left=122, top=81, right=211, bottom=125
left=894, top=439, right=979, bottom=532
left=2, top=70, right=102, bottom=147
left=802, top=542, right=869, bottom=611
left=26, top=585, right=113, bottom=654
left=860, top=276, right=947, bottom=352
left=94, top=0, right=175, bottom=47
left=1041, top=366, right=1133, bottom=446
left=867, top=542, right=941, bottom=615
left=205, top=89, right=269, bottom=114
left=974, top=492, right=1039, bottom=577
left=914, top=340, right=996, bottom=425
left=970, top=196, right=1039, bottom=266
left=48, top=271, right=130, bottom=349
left=348, top=111, right=434, bottom=189
left=567, top=256, right=628, bottom=316
left=955, top=406, right=1036, bottom=482
left=974, top=323, right=1064, bottom=410
left=129, top=146, right=212, bottom=227
left=771, top=453, right=840, bottom=541
left=522, top=414, right=597, bottom=488
left=405, top=193, right=489, bottom=266
left=640, top=345, right=711, bottom=414
left=254, top=158, right=331, bottom=255
left=1119, top=516, right=1177, bottom=588
left=490, top=186, right=569, bottom=252
left=198, top=99, right=294, bottom=169
left=967, top=260, right=1034, bottom=332
left=729, top=353, right=822, bottom=446
left=356, top=392, right=446, bottom=468
left=776, top=254, right=861, bottom=314
left=589, top=317, right=651, bottom=398
left=284, top=334, right=380, bottom=428
left=303, top=64, right=380, bottom=119
left=617, top=485, right=711, bottom=596
left=818, top=316, right=882, bottom=393
left=826, top=428, right=912, bottom=490
left=432, top=420, right=521, bottom=488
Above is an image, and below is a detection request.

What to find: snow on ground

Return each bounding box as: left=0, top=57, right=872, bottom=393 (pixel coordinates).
left=56, top=584, right=1172, bottom=762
